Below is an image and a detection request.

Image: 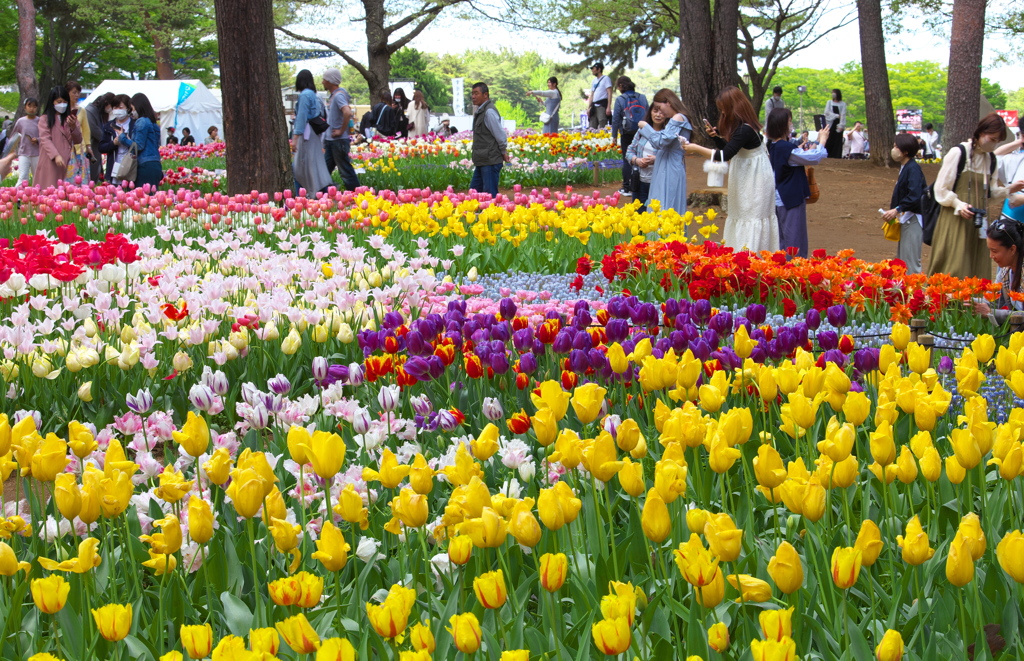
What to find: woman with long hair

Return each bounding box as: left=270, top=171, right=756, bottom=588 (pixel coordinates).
left=530, top=77, right=562, bottom=134
left=973, top=218, right=1024, bottom=324
left=65, top=80, right=91, bottom=182
left=291, top=69, right=333, bottom=196
left=684, top=86, right=777, bottom=252
left=119, top=92, right=164, bottom=190
left=629, top=88, right=692, bottom=215
left=35, top=85, right=82, bottom=189
left=393, top=87, right=411, bottom=139
left=765, top=107, right=829, bottom=258
left=929, top=113, right=1011, bottom=278
left=98, top=94, right=135, bottom=183
left=823, top=89, right=846, bottom=158
left=409, top=90, right=430, bottom=137
left=882, top=133, right=927, bottom=273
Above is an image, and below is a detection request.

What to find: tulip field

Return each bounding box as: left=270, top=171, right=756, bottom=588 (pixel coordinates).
left=1, top=132, right=1024, bottom=661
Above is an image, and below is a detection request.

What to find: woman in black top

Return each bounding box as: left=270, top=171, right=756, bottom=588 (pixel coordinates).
left=393, top=88, right=411, bottom=139
left=881, top=133, right=927, bottom=273
left=180, top=127, right=195, bottom=146
left=683, top=86, right=778, bottom=252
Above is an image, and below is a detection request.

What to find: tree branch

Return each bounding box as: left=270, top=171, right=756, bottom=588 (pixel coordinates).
left=387, top=6, right=447, bottom=52
left=274, top=26, right=370, bottom=79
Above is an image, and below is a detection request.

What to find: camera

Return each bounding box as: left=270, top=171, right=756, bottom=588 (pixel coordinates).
left=969, top=206, right=987, bottom=228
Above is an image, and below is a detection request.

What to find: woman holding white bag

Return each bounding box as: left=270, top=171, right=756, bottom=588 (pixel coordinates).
left=684, top=86, right=777, bottom=252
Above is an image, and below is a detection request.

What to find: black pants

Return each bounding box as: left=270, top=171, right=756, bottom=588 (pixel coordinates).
left=620, top=131, right=637, bottom=192
left=825, top=119, right=843, bottom=158
left=324, top=138, right=360, bottom=191
left=634, top=181, right=651, bottom=211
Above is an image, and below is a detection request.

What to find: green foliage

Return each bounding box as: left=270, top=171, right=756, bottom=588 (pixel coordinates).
left=1007, top=88, right=1024, bottom=113
left=493, top=98, right=530, bottom=128
left=772, top=60, right=1007, bottom=133
left=0, top=91, right=20, bottom=115
left=390, top=48, right=449, bottom=111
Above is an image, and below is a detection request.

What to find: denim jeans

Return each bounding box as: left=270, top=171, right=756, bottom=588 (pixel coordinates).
left=324, top=138, right=360, bottom=191
left=620, top=130, right=636, bottom=192
left=470, top=163, right=503, bottom=197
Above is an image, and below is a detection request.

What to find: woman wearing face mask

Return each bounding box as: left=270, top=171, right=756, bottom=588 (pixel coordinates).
left=881, top=134, right=927, bottom=274
left=973, top=218, right=1024, bottom=324
left=629, top=88, right=692, bottom=216
left=98, top=94, right=135, bottom=183
left=65, top=80, right=92, bottom=183
left=35, top=85, right=82, bottom=190
left=118, top=93, right=163, bottom=190
left=928, top=113, right=1010, bottom=279
left=393, top=88, right=411, bottom=139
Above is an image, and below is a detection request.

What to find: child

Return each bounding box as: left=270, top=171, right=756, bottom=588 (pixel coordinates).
left=10, top=98, right=40, bottom=185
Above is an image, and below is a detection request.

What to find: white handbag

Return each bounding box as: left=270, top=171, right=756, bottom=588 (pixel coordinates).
left=539, top=100, right=561, bottom=125
left=703, top=151, right=728, bottom=187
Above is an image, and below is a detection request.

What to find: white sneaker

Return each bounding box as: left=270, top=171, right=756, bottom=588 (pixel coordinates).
left=618, top=188, right=631, bottom=196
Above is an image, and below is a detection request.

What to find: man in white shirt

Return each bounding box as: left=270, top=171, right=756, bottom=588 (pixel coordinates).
left=764, top=86, right=785, bottom=123
left=586, top=62, right=612, bottom=130
left=846, top=121, right=867, bottom=159
left=921, top=123, right=941, bottom=159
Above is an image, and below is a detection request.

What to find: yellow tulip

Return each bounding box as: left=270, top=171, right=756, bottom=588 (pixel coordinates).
left=471, top=423, right=500, bottom=460
left=210, top=635, right=250, bottom=659
left=448, top=612, right=482, bottom=654
left=531, top=380, right=571, bottom=421
left=950, top=428, right=981, bottom=470
left=607, top=343, right=628, bottom=373
left=801, top=481, right=827, bottom=522
left=616, top=418, right=642, bottom=452
left=707, top=621, right=730, bottom=652
left=287, top=425, right=311, bottom=464
left=753, top=444, right=787, bottom=489
left=180, top=623, right=214, bottom=659
left=733, top=324, right=756, bottom=359
left=945, top=454, right=967, bottom=484
left=54, top=473, right=82, bottom=521
left=68, top=420, right=97, bottom=458
left=249, top=627, right=281, bottom=656
left=875, top=629, right=905, bottom=661
left=362, top=448, right=411, bottom=489
left=409, top=620, right=435, bottom=652
left=591, top=616, right=631, bottom=655
left=957, top=513, right=986, bottom=561
left=766, top=541, right=803, bottom=594
left=945, top=533, right=975, bottom=586
left=226, top=468, right=266, bottom=519
left=268, top=517, right=302, bottom=553
left=539, top=552, right=568, bottom=591
left=334, top=483, right=369, bottom=530
left=641, top=488, right=671, bottom=543
left=830, top=546, right=863, bottom=589
left=38, top=537, right=102, bottom=574
left=0, top=541, right=31, bottom=575
left=507, top=499, right=541, bottom=548
left=92, top=603, right=132, bottom=641
left=299, top=430, right=346, bottom=479
left=140, top=514, right=183, bottom=555
left=890, top=323, right=910, bottom=350
left=686, top=508, right=709, bottom=534
left=312, top=520, right=351, bottom=572
left=583, top=431, right=623, bottom=482
left=896, top=516, right=935, bottom=565
left=172, top=411, right=210, bottom=458
left=854, top=520, right=884, bottom=566
left=704, top=513, right=742, bottom=562
left=500, top=652, right=529, bottom=661
left=389, top=488, right=429, bottom=530
left=448, top=535, right=473, bottom=565
left=276, top=613, right=321, bottom=654
left=996, top=530, right=1024, bottom=583
left=698, top=384, right=724, bottom=413
left=531, top=408, right=558, bottom=447
left=760, top=607, right=795, bottom=642
left=29, top=433, right=69, bottom=482
left=750, top=637, right=798, bottom=661
left=366, top=584, right=416, bottom=639
left=654, top=458, right=688, bottom=503
left=186, top=496, right=214, bottom=545
left=31, top=575, right=70, bottom=613
left=906, top=342, right=930, bottom=373
left=473, top=569, right=508, bottom=609
left=457, top=507, right=508, bottom=548
left=203, top=448, right=233, bottom=486
left=727, top=573, right=772, bottom=602
left=571, top=383, right=607, bottom=424
left=281, top=328, right=303, bottom=355
left=142, top=550, right=177, bottom=575
left=842, top=390, right=871, bottom=426
left=617, top=457, right=645, bottom=497
left=316, top=637, right=356, bottom=661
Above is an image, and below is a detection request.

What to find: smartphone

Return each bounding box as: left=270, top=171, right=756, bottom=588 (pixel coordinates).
left=702, top=118, right=711, bottom=128
left=814, top=114, right=826, bottom=131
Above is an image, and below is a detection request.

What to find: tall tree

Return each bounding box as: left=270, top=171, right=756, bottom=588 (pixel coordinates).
left=679, top=0, right=739, bottom=132
left=944, top=0, right=986, bottom=149
left=277, top=0, right=470, bottom=101
left=856, top=0, right=896, bottom=166
left=214, top=0, right=292, bottom=194
left=16, top=0, right=38, bottom=115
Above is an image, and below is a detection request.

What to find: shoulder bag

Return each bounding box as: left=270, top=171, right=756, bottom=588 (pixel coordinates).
left=806, top=166, right=820, bottom=204
left=114, top=142, right=138, bottom=182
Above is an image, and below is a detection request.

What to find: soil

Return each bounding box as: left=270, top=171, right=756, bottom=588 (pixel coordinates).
left=532, top=155, right=948, bottom=265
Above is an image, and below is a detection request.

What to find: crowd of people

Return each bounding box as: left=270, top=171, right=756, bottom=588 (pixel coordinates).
left=0, top=81, right=169, bottom=190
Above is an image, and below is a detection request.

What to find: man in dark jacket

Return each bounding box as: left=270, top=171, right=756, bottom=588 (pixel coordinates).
left=86, top=92, right=114, bottom=181
left=611, top=76, right=648, bottom=196
left=469, top=82, right=509, bottom=197
left=370, top=91, right=398, bottom=138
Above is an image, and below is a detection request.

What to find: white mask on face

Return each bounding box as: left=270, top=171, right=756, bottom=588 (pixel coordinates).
left=54, top=103, right=68, bottom=114
left=890, top=147, right=903, bottom=162
left=112, top=109, right=126, bottom=119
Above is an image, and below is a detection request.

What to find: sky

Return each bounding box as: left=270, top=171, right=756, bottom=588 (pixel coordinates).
left=285, top=6, right=1021, bottom=93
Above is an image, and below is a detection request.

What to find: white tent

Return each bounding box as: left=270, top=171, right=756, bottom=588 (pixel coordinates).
left=82, top=79, right=222, bottom=145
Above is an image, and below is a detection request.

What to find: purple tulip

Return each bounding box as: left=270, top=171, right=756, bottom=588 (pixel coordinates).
left=427, top=356, right=446, bottom=380
left=674, top=312, right=691, bottom=331
left=853, top=348, right=880, bottom=373
left=826, top=305, right=848, bottom=328
left=404, top=356, right=433, bottom=380
left=405, top=330, right=428, bottom=355
left=573, top=309, right=593, bottom=330
left=701, top=328, right=720, bottom=350
left=708, top=312, right=732, bottom=336
left=569, top=349, right=590, bottom=373
left=664, top=299, right=680, bottom=318
left=518, top=351, right=538, bottom=374
left=499, top=297, right=518, bottom=320
left=552, top=331, right=573, bottom=354
left=437, top=409, right=459, bottom=432
left=817, top=330, right=838, bottom=351
left=690, top=338, right=711, bottom=361
left=491, top=321, right=510, bottom=343
left=823, top=349, right=847, bottom=367
left=746, top=304, right=767, bottom=325
left=606, top=318, right=629, bottom=343
left=513, top=328, right=535, bottom=352
left=655, top=338, right=672, bottom=354
left=692, top=299, right=712, bottom=324
left=410, top=394, right=433, bottom=416
left=382, top=311, right=404, bottom=329
left=126, top=388, right=153, bottom=414
left=572, top=332, right=593, bottom=351
left=589, top=348, right=608, bottom=372
left=267, top=374, right=291, bottom=395
left=749, top=345, right=767, bottom=363
left=805, top=309, right=821, bottom=331
left=607, top=296, right=628, bottom=319
left=938, top=355, right=954, bottom=374
left=669, top=330, right=688, bottom=352
left=490, top=351, right=510, bottom=374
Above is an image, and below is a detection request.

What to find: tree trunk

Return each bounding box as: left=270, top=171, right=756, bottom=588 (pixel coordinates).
left=679, top=0, right=714, bottom=136
left=16, top=0, right=38, bottom=117
left=944, top=0, right=986, bottom=151
left=214, top=0, right=292, bottom=194
left=856, top=0, right=896, bottom=166
left=362, top=0, right=391, bottom=101
left=711, top=0, right=740, bottom=98
left=148, top=23, right=176, bottom=80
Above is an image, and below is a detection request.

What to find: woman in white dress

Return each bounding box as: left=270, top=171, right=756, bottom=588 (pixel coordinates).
left=684, top=86, right=777, bottom=252
left=409, top=90, right=430, bottom=137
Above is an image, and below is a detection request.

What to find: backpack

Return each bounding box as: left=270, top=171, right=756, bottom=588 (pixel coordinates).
left=921, top=143, right=996, bottom=246
left=373, top=103, right=397, bottom=137
left=621, top=93, right=646, bottom=133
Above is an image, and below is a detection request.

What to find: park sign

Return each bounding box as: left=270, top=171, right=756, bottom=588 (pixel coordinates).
left=896, top=108, right=923, bottom=133
left=997, top=110, right=1019, bottom=128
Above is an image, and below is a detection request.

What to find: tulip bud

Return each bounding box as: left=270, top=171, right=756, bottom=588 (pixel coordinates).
left=352, top=408, right=372, bottom=435
left=482, top=397, right=504, bottom=421
left=539, top=552, right=568, bottom=591
left=78, top=381, right=94, bottom=402
left=707, top=621, right=730, bottom=652
left=875, top=629, right=905, bottom=661
left=92, top=603, right=132, bottom=641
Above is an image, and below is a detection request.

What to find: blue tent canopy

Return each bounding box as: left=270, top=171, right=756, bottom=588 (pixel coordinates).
left=278, top=49, right=337, bottom=62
